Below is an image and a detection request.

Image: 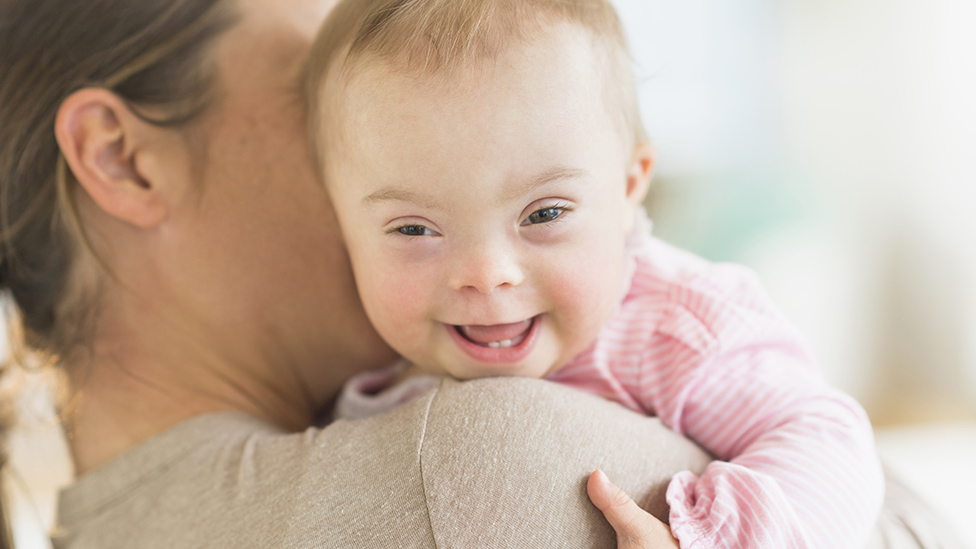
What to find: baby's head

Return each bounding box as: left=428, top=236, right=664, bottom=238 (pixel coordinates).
left=308, top=0, right=654, bottom=380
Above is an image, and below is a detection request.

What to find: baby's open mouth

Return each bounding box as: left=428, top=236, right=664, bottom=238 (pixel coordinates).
left=454, top=317, right=535, bottom=349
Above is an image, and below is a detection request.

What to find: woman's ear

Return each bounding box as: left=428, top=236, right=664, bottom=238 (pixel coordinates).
left=55, top=88, right=183, bottom=229
left=625, top=141, right=656, bottom=206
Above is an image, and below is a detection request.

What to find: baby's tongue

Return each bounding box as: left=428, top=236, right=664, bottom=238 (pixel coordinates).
left=459, top=319, right=532, bottom=345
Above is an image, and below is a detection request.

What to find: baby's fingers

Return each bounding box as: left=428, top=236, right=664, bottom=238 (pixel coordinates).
left=586, top=470, right=680, bottom=549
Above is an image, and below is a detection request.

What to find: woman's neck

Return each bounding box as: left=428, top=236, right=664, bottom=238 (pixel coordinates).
left=62, top=314, right=318, bottom=475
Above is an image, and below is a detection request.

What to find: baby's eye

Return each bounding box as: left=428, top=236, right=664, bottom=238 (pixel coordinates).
left=396, top=224, right=434, bottom=237
left=522, top=207, right=564, bottom=226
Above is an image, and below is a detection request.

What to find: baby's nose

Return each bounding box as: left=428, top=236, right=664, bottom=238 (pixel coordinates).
left=449, top=242, right=525, bottom=294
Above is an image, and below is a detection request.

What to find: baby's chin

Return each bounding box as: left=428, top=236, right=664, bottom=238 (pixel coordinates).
left=436, top=356, right=568, bottom=381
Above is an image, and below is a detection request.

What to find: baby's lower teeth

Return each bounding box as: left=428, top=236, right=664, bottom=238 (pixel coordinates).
left=487, top=339, right=514, bottom=349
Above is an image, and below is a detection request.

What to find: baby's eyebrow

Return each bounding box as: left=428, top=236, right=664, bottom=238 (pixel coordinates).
left=504, top=166, right=589, bottom=202
left=362, top=187, right=442, bottom=210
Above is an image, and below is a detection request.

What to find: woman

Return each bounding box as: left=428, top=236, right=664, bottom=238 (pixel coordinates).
left=0, top=0, right=957, bottom=547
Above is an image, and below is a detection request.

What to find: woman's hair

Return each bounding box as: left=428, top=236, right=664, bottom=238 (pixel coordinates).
left=306, top=0, right=647, bottom=178
left=0, top=0, right=235, bottom=545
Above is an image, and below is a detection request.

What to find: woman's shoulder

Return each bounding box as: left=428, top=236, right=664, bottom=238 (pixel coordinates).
left=53, top=378, right=710, bottom=549
left=54, top=394, right=438, bottom=548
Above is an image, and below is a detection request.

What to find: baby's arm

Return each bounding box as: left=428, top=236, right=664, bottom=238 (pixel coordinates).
left=636, top=262, right=884, bottom=548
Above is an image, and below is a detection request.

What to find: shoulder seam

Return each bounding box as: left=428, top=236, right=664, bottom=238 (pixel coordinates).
left=417, top=379, right=442, bottom=548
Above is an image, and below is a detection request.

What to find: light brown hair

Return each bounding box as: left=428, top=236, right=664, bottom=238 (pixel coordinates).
left=0, top=0, right=235, bottom=545
left=306, top=0, right=647, bottom=181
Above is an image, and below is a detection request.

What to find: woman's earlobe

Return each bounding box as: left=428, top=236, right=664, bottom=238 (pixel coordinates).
left=625, top=142, right=656, bottom=206
left=55, top=88, right=169, bottom=229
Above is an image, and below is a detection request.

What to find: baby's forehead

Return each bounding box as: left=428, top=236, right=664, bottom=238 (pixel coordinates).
left=331, top=48, right=633, bottom=204
left=310, top=2, right=645, bottom=179
left=335, top=28, right=625, bottom=156
left=347, top=22, right=599, bottom=95
left=354, top=17, right=617, bottom=83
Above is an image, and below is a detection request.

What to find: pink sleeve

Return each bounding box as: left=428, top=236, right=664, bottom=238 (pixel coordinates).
left=636, top=264, right=884, bottom=548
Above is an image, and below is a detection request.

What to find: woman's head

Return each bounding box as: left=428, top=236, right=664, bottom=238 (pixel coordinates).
left=2, top=0, right=394, bottom=446
left=0, top=0, right=233, bottom=360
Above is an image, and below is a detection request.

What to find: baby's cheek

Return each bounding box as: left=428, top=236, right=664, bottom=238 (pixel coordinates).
left=545, top=242, right=627, bottom=354
left=360, top=268, right=432, bottom=353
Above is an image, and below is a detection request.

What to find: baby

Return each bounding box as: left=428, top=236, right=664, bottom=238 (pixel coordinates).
left=307, top=0, right=884, bottom=546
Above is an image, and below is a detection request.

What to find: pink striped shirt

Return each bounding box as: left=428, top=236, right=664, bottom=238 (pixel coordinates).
left=546, top=236, right=884, bottom=548
left=337, top=234, right=885, bottom=548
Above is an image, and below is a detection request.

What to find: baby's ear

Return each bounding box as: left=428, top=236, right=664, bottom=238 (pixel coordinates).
left=625, top=142, right=655, bottom=206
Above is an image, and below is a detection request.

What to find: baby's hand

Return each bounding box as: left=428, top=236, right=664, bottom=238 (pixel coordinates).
left=587, top=470, right=681, bottom=549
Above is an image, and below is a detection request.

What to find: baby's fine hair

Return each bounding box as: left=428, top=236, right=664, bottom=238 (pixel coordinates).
left=306, top=0, right=648, bottom=176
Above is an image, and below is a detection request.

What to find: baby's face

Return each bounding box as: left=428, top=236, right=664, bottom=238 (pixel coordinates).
left=327, top=23, right=651, bottom=379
